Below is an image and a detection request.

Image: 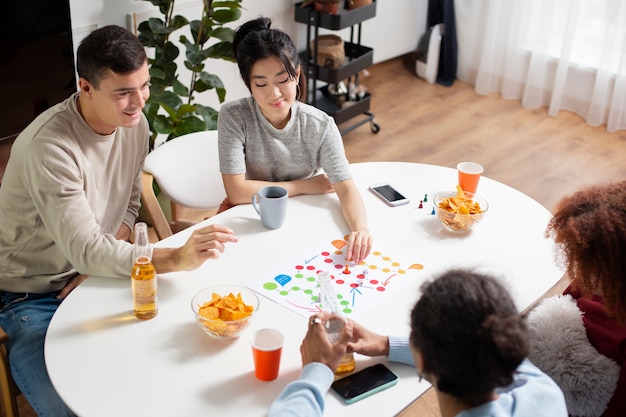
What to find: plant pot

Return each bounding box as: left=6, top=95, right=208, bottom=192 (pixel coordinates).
left=347, top=0, right=372, bottom=10
left=314, top=1, right=340, bottom=14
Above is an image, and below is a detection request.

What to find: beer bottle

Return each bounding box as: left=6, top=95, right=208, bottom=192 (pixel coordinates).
left=319, top=271, right=355, bottom=374
left=131, top=222, right=158, bottom=319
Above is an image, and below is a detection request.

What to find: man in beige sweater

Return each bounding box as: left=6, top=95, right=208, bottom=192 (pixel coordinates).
left=0, top=25, right=237, bottom=416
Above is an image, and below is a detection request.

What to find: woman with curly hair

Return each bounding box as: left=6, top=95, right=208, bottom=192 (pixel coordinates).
left=527, top=180, right=626, bottom=417
left=269, top=269, right=567, bottom=416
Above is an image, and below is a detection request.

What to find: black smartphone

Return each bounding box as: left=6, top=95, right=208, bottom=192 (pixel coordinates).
left=368, top=183, right=410, bottom=206
left=331, top=363, right=399, bottom=404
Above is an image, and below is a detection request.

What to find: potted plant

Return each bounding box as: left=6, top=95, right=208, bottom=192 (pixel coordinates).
left=136, top=0, right=243, bottom=150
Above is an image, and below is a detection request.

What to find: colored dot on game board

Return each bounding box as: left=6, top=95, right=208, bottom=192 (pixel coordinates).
left=370, top=280, right=379, bottom=285
left=306, top=265, right=315, bottom=270
left=291, top=286, right=301, bottom=292
left=382, top=268, right=391, bottom=273
left=335, top=264, right=343, bottom=269
left=377, top=286, right=386, bottom=292
left=372, top=251, right=382, bottom=256
left=295, top=265, right=304, bottom=270
left=382, top=256, right=391, bottom=261
left=392, top=262, right=400, bottom=267
left=369, top=265, right=378, bottom=270
left=398, top=269, right=406, bottom=275
left=336, top=279, right=345, bottom=285
left=306, top=276, right=316, bottom=282
left=340, top=300, right=349, bottom=306
left=321, top=251, right=330, bottom=256
left=356, top=274, right=365, bottom=279
left=335, top=250, right=343, bottom=255
left=263, top=282, right=278, bottom=290
left=279, top=290, right=289, bottom=296
left=324, top=258, right=333, bottom=263
left=295, top=273, right=303, bottom=278
left=350, top=283, right=359, bottom=288
left=304, top=289, right=313, bottom=295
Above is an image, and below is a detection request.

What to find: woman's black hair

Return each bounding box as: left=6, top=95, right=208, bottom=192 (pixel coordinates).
left=233, top=17, right=306, bottom=100
left=409, top=269, right=528, bottom=402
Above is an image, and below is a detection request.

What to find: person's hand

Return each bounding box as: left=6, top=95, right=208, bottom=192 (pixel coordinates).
left=301, top=312, right=353, bottom=371
left=116, top=223, right=132, bottom=242
left=177, top=224, right=238, bottom=270
left=347, top=320, right=389, bottom=357
left=300, top=174, right=335, bottom=195
left=56, top=274, right=89, bottom=299
left=345, top=230, right=372, bottom=266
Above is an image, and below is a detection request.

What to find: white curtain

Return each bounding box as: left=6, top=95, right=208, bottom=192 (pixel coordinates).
left=455, top=0, right=626, bottom=132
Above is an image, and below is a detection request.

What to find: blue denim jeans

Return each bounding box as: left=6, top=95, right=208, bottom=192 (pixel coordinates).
left=0, top=291, right=76, bottom=417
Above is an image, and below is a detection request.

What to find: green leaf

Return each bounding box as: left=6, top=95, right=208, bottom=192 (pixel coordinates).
left=203, top=41, right=235, bottom=61
left=212, top=8, right=242, bottom=24
left=173, top=116, right=206, bottom=137
left=153, top=114, right=174, bottom=135
left=211, top=27, right=235, bottom=43
left=172, top=79, right=189, bottom=97
left=195, top=104, right=220, bottom=130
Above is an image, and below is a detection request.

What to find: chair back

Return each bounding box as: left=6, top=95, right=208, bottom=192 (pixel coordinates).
left=0, top=326, right=19, bottom=417
left=143, top=130, right=226, bottom=209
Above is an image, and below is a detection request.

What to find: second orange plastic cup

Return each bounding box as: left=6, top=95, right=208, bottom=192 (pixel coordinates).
left=250, top=328, right=284, bottom=381
left=457, top=162, right=484, bottom=194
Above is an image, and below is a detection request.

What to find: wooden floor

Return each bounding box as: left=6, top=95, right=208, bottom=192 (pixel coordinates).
left=340, top=54, right=626, bottom=213
left=6, top=54, right=626, bottom=417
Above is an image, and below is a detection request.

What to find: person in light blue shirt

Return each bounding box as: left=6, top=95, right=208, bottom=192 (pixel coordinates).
left=269, top=269, right=568, bottom=417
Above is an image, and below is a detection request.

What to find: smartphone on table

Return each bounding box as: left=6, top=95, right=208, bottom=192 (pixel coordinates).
left=331, top=363, right=399, bottom=404
left=369, top=183, right=410, bottom=206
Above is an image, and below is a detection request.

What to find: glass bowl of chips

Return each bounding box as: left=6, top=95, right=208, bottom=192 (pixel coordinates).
left=191, top=284, right=259, bottom=339
left=434, top=187, right=489, bottom=232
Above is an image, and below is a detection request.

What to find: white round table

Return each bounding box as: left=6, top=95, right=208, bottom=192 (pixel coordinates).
left=45, top=162, right=563, bottom=417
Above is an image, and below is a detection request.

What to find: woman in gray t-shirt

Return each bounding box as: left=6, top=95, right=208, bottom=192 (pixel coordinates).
left=218, top=17, right=372, bottom=264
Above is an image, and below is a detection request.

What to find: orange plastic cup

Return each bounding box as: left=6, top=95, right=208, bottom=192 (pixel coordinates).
left=250, top=328, right=284, bottom=381
left=457, top=162, right=484, bottom=194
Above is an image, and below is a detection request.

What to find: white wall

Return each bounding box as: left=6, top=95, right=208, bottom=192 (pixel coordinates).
left=69, top=0, right=427, bottom=108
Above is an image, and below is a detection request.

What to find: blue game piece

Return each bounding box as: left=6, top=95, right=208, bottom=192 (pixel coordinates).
left=431, top=207, right=436, bottom=215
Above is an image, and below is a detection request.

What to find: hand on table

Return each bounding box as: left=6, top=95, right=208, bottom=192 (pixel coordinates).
left=301, top=312, right=353, bottom=372
left=345, top=230, right=373, bottom=266
left=347, top=320, right=390, bottom=358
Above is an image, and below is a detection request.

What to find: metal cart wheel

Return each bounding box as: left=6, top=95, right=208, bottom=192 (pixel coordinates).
left=371, top=120, right=381, bottom=133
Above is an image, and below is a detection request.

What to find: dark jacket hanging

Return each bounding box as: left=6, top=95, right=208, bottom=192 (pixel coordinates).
left=427, top=0, right=457, bottom=86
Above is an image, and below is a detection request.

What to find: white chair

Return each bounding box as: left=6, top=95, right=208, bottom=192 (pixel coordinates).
left=141, top=130, right=226, bottom=240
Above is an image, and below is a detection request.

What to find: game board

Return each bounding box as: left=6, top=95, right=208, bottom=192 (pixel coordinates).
left=247, top=236, right=427, bottom=319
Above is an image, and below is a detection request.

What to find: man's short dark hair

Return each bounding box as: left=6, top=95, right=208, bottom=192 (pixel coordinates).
left=76, top=25, right=147, bottom=88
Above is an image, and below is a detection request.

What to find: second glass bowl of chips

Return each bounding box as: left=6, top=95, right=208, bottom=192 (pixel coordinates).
left=434, top=190, right=489, bottom=232
left=191, top=284, right=259, bottom=339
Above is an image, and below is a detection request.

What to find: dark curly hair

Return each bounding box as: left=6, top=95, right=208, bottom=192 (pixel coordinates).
left=546, top=180, right=626, bottom=324
left=409, top=269, right=528, bottom=402
left=232, top=17, right=306, bottom=101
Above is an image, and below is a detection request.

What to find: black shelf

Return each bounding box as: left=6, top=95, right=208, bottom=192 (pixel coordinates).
left=317, top=87, right=371, bottom=125
left=294, top=1, right=377, bottom=30
left=294, top=1, right=380, bottom=135
left=300, top=42, right=373, bottom=83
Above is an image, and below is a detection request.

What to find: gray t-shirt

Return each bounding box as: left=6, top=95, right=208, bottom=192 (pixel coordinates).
left=218, top=96, right=352, bottom=184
